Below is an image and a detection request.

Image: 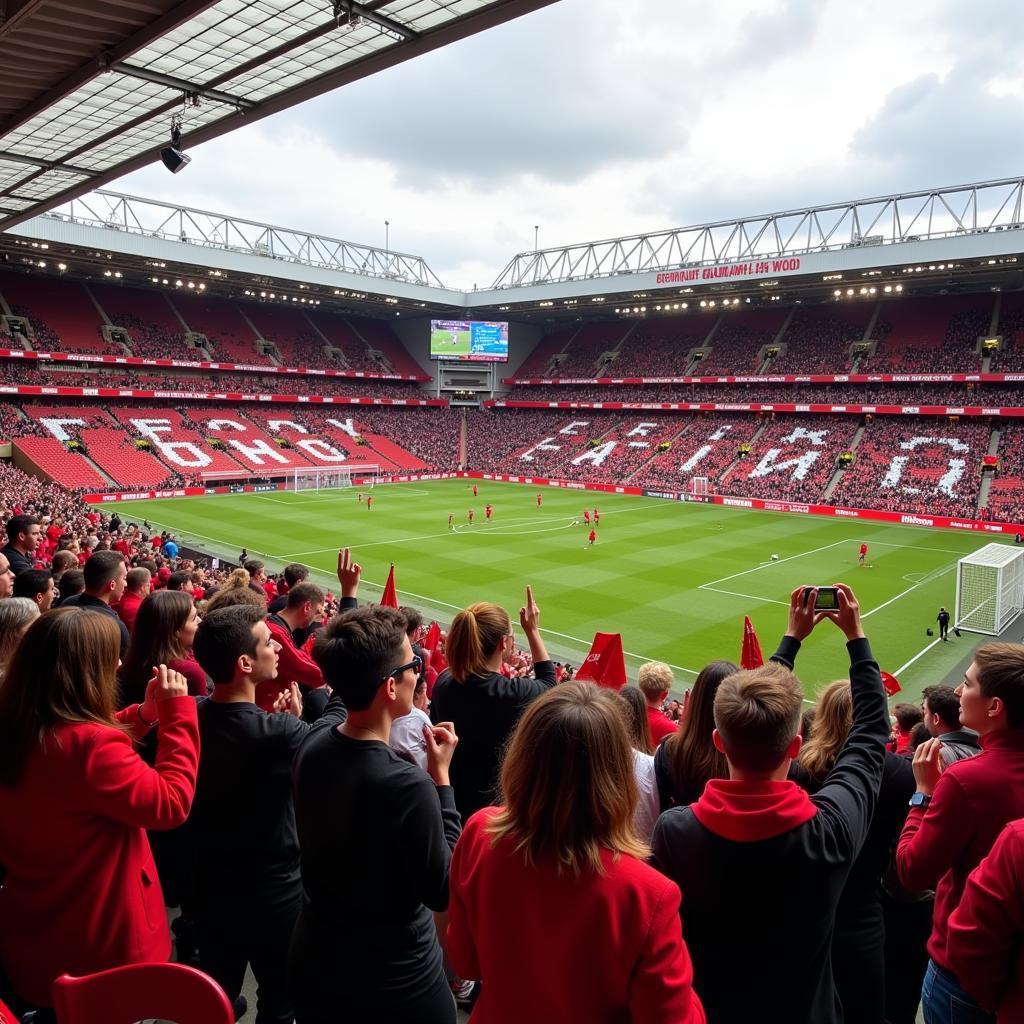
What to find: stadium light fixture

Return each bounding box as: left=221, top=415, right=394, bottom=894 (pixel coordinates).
left=160, top=118, right=191, bottom=174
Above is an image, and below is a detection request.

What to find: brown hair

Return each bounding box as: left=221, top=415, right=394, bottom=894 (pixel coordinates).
left=664, top=659, right=737, bottom=804
left=713, top=661, right=804, bottom=773
left=893, top=702, right=923, bottom=732
left=445, top=602, right=510, bottom=681
left=974, top=643, right=1024, bottom=728
left=487, top=681, right=647, bottom=875
left=798, top=680, right=852, bottom=782
left=202, top=574, right=264, bottom=614
left=0, top=608, right=123, bottom=785
left=617, top=685, right=654, bottom=755
left=119, top=590, right=194, bottom=706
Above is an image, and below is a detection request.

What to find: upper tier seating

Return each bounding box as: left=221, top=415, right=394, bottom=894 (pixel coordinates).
left=171, top=294, right=273, bottom=365
left=859, top=296, right=991, bottom=373
left=696, top=309, right=789, bottom=375
left=90, top=283, right=189, bottom=359
left=245, top=305, right=343, bottom=370
left=353, top=319, right=425, bottom=377
left=514, top=328, right=577, bottom=377
left=549, top=323, right=630, bottom=377
left=609, top=322, right=710, bottom=377
left=0, top=272, right=120, bottom=354
left=768, top=309, right=869, bottom=374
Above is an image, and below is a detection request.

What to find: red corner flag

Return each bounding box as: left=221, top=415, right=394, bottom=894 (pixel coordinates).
left=881, top=671, right=902, bottom=697
left=741, top=616, right=764, bottom=670
left=381, top=564, right=399, bottom=608
left=574, top=632, right=628, bottom=690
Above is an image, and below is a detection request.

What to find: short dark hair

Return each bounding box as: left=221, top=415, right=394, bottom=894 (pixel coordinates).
left=975, top=643, right=1024, bottom=729
left=313, top=606, right=407, bottom=712
left=57, top=570, right=85, bottom=603
left=167, top=571, right=191, bottom=591
left=51, top=550, right=78, bottom=574
left=83, top=550, right=124, bottom=592
left=922, top=685, right=961, bottom=730
left=125, top=567, right=151, bottom=592
left=192, top=605, right=266, bottom=684
left=286, top=581, right=324, bottom=609
left=13, top=569, right=52, bottom=600
left=244, top=560, right=265, bottom=577
left=400, top=605, right=423, bottom=637
left=283, top=563, right=309, bottom=588
left=6, top=515, right=39, bottom=544
left=894, top=703, right=924, bottom=732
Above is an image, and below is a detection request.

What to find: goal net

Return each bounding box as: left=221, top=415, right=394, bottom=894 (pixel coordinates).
left=955, top=543, right=1024, bottom=635
left=691, top=477, right=710, bottom=496
left=290, top=464, right=382, bottom=492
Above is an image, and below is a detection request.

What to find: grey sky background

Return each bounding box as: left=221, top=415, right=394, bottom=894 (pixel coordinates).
left=115, top=0, right=1024, bottom=287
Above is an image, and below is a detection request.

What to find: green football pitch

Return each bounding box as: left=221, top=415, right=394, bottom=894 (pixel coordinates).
left=97, top=479, right=1015, bottom=701
left=430, top=328, right=471, bottom=354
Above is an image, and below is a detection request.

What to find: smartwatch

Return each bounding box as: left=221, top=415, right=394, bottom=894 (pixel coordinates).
left=909, top=792, right=932, bottom=810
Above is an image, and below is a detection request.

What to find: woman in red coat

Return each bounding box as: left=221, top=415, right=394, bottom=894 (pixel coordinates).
left=447, top=682, right=705, bottom=1024
left=0, top=608, right=199, bottom=1010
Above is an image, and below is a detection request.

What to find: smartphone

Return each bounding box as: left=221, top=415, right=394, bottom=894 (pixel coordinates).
left=803, top=586, right=840, bottom=611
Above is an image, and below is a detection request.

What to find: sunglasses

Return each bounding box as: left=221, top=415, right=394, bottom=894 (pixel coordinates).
left=384, top=654, right=423, bottom=681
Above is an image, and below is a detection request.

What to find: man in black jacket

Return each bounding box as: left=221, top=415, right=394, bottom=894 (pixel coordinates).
left=652, top=583, right=888, bottom=1024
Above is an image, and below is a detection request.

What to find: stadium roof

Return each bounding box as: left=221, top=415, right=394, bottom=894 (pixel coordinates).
left=0, top=0, right=555, bottom=231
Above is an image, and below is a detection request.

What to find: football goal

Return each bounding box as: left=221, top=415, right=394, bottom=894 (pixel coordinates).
left=691, top=477, right=710, bottom=496
left=954, top=543, right=1024, bottom=635
left=289, top=464, right=383, bottom=492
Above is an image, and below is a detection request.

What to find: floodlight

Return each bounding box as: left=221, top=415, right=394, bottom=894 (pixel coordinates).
left=160, top=125, right=191, bottom=174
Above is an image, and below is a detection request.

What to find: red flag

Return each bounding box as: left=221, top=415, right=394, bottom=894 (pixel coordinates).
left=430, top=643, right=448, bottom=674
left=741, top=616, right=764, bottom=670
left=574, top=632, right=628, bottom=690
left=881, top=671, right=902, bottom=697
left=381, top=564, right=399, bottom=608
left=423, top=620, right=441, bottom=654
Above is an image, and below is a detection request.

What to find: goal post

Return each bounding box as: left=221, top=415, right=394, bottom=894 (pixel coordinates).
left=955, top=543, right=1024, bottom=635
left=290, top=464, right=382, bottom=492
left=691, top=477, right=710, bottom=496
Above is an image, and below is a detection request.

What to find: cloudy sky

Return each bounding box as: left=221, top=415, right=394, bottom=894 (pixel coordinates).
left=115, top=0, right=1024, bottom=287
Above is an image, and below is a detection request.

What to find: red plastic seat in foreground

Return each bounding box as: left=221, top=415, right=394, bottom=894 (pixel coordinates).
left=52, top=963, right=233, bottom=1024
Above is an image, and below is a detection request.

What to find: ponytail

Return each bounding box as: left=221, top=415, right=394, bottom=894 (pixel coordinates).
left=446, top=602, right=510, bottom=682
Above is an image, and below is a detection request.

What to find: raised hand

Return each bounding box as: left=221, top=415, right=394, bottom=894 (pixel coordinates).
left=911, top=736, right=944, bottom=796
left=272, top=681, right=304, bottom=718
left=336, top=546, right=362, bottom=599
left=827, top=584, right=865, bottom=641
left=519, top=585, right=540, bottom=633
left=139, top=664, right=189, bottom=724
left=423, top=721, right=459, bottom=786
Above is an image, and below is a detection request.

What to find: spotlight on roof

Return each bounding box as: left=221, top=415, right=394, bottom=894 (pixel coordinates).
left=160, top=123, right=191, bottom=174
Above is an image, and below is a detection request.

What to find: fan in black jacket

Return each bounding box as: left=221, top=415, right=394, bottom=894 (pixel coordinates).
left=652, top=583, right=889, bottom=1024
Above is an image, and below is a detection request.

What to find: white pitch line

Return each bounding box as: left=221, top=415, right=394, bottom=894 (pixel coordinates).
left=861, top=562, right=957, bottom=620
left=701, top=540, right=848, bottom=588
left=893, top=638, right=943, bottom=678
left=698, top=586, right=790, bottom=606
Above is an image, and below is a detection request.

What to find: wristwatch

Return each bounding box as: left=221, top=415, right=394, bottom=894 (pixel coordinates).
left=909, top=792, right=932, bottom=809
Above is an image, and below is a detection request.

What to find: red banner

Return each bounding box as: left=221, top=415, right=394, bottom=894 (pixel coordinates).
left=484, top=399, right=1021, bottom=417
left=505, top=373, right=1024, bottom=386
left=0, top=384, right=446, bottom=406
left=0, top=348, right=429, bottom=382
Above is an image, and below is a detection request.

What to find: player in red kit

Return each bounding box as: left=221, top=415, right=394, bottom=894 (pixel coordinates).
left=472, top=484, right=478, bottom=498
left=858, top=542, right=868, bottom=565
left=468, top=509, right=475, bottom=525
left=588, top=528, right=597, bottom=547
left=593, top=508, right=599, bottom=524
left=485, top=504, right=493, bottom=521
left=367, top=495, right=372, bottom=511
left=584, top=509, right=590, bottom=526
left=536, top=493, right=542, bottom=508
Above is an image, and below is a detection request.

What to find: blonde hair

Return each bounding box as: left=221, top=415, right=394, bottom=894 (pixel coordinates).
left=798, top=680, right=852, bottom=781
left=637, top=661, right=673, bottom=698
left=713, top=661, right=804, bottom=773
left=445, top=602, right=510, bottom=681
left=487, top=682, right=648, bottom=875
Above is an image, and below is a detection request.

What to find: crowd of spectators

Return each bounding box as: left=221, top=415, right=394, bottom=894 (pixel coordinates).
left=764, top=309, right=869, bottom=374
left=831, top=416, right=990, bottom=517
left=1, top=486, right=1022, bottom=1024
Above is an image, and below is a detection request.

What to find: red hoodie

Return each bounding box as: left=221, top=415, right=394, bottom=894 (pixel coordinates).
left=257, top=615, right=324, bottom=712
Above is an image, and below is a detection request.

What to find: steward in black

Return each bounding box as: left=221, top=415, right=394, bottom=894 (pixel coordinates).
left=652, top=628, right=888, bottom=1024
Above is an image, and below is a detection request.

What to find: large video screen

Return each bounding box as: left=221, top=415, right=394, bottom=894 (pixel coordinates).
left=430, top=319, right=509, bottom=362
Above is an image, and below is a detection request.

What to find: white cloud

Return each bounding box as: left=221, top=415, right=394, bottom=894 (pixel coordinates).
left=114, top=0, right=1024, bottom=286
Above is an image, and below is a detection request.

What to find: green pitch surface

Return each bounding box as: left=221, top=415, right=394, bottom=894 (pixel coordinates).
left=430, top=328, right=471, bottom=355
left=100, top=479, right=1014, bottom=701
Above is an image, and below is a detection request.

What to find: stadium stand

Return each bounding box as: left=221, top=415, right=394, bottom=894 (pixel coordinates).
left=985, top=422, right=1024, bottom=523
left=767, top=308, right=870, bottom=374
left=990, top=291, right=1024, bottom=371
left=170, top=293, right=273, bottom=365
left=244, top=305, right=342, bottom=370
left=692, top=308, right=789, bottom=375
left=610, top=321, right=710, bottom=376
left=89, top=283, right=189, bottom=359
left=512, top=327, right=577, bottom=377
left=352, top=318, right=426, bottom=377
left=548, top=322, right=630, bottom=377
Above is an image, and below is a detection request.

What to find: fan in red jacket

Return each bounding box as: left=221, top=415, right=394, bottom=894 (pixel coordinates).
left=259, top=581, right=327, bottom=711
left=638, top=661, right=678, bottom=744
left=0, top=609, right=199, bottom=1010
left=448, top=682, right=704, bottom=1024
left=947, top=817, right=1024, bottom=1021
